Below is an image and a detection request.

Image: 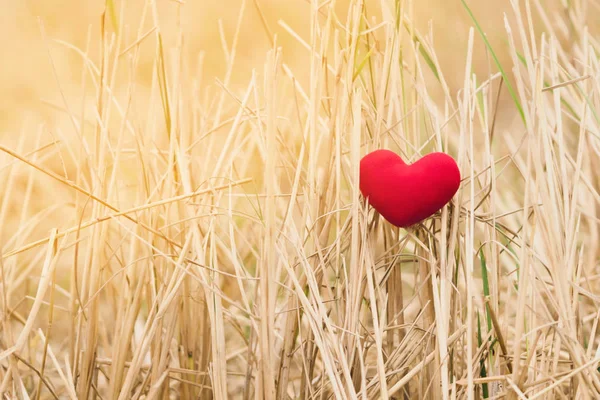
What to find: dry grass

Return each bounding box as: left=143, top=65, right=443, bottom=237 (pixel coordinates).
left=1, top=0, right=600, bottom=398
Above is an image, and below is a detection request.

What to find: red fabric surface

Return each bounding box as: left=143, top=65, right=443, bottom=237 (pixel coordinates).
left=360, top=149, right=461, bottom=228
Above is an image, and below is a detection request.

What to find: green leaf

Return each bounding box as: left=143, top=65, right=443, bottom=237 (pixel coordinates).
left=477, top=312, right=489, bottom=398
left=479, top=248, right=492, bottom=332
left=461, top=0, right=525, bottom=125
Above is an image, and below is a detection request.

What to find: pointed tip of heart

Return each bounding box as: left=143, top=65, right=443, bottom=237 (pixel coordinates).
left=359, top=150, right=461, bottom=228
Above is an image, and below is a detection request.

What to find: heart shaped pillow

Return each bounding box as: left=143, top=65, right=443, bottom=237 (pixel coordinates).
left=359, top=149, right=460, bottom=228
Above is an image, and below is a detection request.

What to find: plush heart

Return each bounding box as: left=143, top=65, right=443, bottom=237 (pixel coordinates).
left=359, top=149, right=460, bottom=228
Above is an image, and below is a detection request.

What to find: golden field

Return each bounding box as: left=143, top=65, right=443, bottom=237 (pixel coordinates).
left=1, top=0, right=599, bottom=399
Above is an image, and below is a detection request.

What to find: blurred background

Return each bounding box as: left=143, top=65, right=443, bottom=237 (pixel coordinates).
left=1, top=0, right=568, bottom=134
left=0, top=0, right=576, bottom=242
left=0, top=0, right=578, bottom=278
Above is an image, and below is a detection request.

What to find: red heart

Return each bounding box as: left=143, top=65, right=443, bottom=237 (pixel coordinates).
left=359, top=149, right=461, bottom=228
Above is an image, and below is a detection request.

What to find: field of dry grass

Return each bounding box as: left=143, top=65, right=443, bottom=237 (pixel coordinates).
left=2, top=0, right=600, bottom=398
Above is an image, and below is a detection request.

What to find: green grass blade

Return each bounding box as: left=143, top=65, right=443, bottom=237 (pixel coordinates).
left=401, top=23, right=441, bottom=82
left=461, top=0, right=525, bottom=124
left=479, top=248, right=492, bottom=332
left=106, top=0, right=119, bottom=35
left=477, top=312, right=489, bottom=398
